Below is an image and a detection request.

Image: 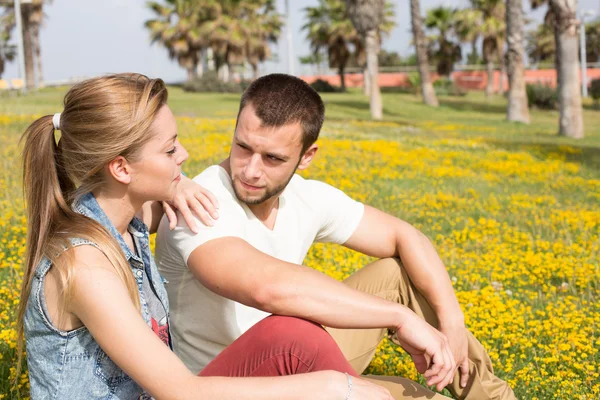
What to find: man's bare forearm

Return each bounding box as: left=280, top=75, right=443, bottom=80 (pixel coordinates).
left=189, top=237, right=417, bottom=331
left=395, top=225, right=464, bottom=325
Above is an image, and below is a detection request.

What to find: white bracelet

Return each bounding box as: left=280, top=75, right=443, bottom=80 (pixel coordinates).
left=345, top=373, right=353, bottom=400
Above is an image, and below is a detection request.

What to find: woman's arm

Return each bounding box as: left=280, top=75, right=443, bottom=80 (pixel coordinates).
left=68, top=245, right=391, bottom=400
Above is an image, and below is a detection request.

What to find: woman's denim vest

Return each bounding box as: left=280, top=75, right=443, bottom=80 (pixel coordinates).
left=24, top=193, right=171, bottom=399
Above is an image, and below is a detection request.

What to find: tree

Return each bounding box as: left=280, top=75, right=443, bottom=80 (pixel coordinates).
left=0, top=8, right=15, bottom=79
left=585, top=19, right=600, bottom=63
left=303, top=0, right=362, bottom=91
left=549, top=0, right=583, bottom=138
left=1, top=0, right=47, bottom=89
left=29, top=0, right=45, bottom=87
left=472, top=0, right=506, bottom=97
left=532, top=0, right=584, bottom=138
left=345, top=0, right=390, bottom=119
left=410, top=0, right=438, bottom=106
left=526, top=22, right=555, bottom=64
left=424, top=6, right=462, bottom=77
left=506, top=0, right=530, bottom=123
left=146, top=0, right=281, bottom=82
left=244, top=1, right=283, bottom=79
left=454, top=7, right=483, bottom=65
left=145, top=0, right=208, bottom=81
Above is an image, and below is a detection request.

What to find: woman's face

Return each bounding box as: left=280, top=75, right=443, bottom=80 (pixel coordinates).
left=128, top=105, right=188, bottom=202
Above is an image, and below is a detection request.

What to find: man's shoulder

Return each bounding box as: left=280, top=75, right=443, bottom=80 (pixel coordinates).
left=192, top=165, right=238, bottom=202
left=287, top=174, right=343, bottom=199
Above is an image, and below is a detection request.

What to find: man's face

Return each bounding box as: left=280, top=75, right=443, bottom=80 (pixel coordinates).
left=229, top=104, right=305, bottom=205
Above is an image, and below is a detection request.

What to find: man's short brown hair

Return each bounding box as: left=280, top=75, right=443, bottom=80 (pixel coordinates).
left=237, top=74, right=325, bottom=154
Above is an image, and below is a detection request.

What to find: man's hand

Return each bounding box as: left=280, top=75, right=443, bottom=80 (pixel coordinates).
left=393, top=314, right=456, bottom=392
left=440, top=321, right=470, bottom=389
left=165, top=175, right=219, bottom=233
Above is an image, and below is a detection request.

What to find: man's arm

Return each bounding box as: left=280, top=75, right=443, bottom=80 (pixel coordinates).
left=187, top=237, right=456, bottom=391
left=343, top=205, right=463, bottom=324
left=343, top=205, right=469, bottom=387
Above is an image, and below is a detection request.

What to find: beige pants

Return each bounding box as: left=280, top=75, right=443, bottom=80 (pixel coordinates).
left=325, top=258, right=517, bottom=400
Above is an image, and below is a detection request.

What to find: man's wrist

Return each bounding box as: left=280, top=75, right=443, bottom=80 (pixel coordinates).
left=438, top=310, right=465, bottom=328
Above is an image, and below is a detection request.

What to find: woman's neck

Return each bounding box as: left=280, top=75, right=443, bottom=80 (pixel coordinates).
left=92, top=189, right=140, bottom=237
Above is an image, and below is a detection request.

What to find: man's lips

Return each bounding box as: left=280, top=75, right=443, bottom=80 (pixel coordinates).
left=240, top=180, right=263, bottom=191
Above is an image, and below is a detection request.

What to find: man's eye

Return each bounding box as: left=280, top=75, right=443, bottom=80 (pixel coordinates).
left=268, top=155, right=281, bottom=162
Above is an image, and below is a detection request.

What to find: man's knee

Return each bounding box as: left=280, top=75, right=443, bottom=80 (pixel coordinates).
left=252, top=315, right=331, bottom=349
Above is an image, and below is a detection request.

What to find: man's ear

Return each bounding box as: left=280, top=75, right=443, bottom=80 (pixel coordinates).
left=297, top=144, right=318, bottom=171
left=106, top=156, right=132, bottom=185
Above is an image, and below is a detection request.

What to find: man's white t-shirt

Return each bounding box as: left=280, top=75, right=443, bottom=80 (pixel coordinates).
left=155, top=165, right=364, bottom=373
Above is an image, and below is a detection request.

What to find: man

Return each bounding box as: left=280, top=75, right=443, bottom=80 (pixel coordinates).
left=155, top=74, right=516, bottom=400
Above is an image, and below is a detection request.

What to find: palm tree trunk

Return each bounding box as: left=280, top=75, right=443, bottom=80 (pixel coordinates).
left=410, top=0, right=438, bottom=106
left=33, top=25, right=43, bottom=87
left=338, top=65, right=346, bottom=91
left=506, top=0, right=530, bottom=123
left=365, top=29, right=382, bottom=119
left=20, top=4, right=36, bottom=89
left=551, top=0, right=584, bottom=138
left=485, top=60, right=494, bottom=97
left=187, top=68, right=195, bottom=81
left=363, top=67, right=370, bottom=96
left=251, top=63, right=259, bottom=80
left=498, top=53, right=506, bottom=94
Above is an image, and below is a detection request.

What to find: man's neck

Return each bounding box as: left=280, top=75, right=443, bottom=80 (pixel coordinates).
left=247, top=197, right=279, bottom=228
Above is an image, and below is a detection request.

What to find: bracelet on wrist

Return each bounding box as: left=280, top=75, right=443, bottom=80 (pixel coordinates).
left=345, top=372, right=353, bottom=400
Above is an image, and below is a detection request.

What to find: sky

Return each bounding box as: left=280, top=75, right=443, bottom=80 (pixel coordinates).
left=2, top=0, right=600, bottom=83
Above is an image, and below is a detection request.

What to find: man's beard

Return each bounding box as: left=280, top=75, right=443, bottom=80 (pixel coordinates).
left=232, top=169, right=296, bottom=205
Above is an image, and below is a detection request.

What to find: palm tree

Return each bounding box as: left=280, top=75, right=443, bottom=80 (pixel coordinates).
left=244, top=0, right=283, bottom=79
left=585, top=19, right=600, bottom=63
left=532, top=0, right=583, bottom=138
left=424, top=6, right=461, bottom=77
left=506, top=0, right=530, bottom=123
left=0, top=9, right=15, bottom=79
left=145, top=0, right=210, bottom=81
left=345, top=0, right=390, bottom=120
left=0, top=0, right=47, bottom=88
left=409, top=0, right=438, bottom=107
left=454, top=8, right=482, bottom=65
left=526, top=22, right=555, bottom=64
left=472, top=0, right=506, bottom=98
left=29, top=0, right=45, bottom=87
left=303, top=0, right=362, bottom=91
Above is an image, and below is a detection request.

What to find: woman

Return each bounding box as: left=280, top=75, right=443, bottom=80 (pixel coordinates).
left=16, top=73, right=393, bottom=399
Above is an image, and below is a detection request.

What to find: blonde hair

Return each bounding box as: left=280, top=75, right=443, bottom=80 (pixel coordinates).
left=16, top=73, right=168, bottom=381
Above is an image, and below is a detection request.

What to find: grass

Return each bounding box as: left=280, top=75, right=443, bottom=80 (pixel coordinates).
left=0, top=87, right=599, bottom=399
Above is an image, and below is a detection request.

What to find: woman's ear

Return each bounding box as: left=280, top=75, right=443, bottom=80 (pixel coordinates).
left=297, top=144, right=319, bottom=171
left=106, top=156, right=132, bottom=185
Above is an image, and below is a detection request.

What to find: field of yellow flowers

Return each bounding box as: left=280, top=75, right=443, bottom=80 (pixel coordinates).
left=0, top=90, right=599, bottom=399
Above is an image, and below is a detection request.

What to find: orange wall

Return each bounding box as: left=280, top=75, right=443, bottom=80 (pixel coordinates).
left=300, top=68, right=600, bottom=91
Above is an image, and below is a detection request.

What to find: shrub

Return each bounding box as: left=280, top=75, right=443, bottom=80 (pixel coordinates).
left=433, top=77, right=467, bottom=97
left=526, top=83, right=558, bottom=110
left=310, top=79, right=339, bottom=93
left=407, top=72, right=421, bottom=95
left=182, top=71, right=250, bottom=93
left=590, top=78, right=600, bottom=108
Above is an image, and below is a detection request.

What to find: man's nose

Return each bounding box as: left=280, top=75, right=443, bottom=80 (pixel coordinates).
left=243, top=153, right=262, bottom=180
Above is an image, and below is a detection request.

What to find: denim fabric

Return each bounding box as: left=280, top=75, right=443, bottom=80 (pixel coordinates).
left=24, top=192, right=171, bottom=399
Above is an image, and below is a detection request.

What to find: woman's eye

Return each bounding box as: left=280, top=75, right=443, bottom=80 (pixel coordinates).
left=167, top=147, right=177, bottom=155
